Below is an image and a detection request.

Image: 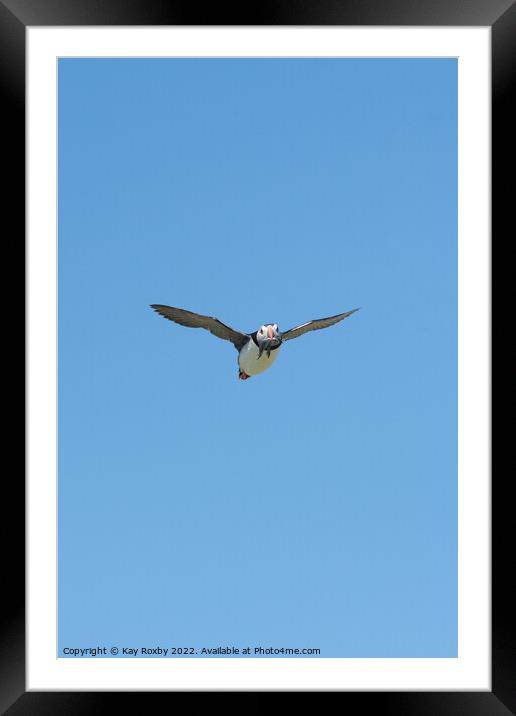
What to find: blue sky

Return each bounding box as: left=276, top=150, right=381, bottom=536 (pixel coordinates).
left=58, top=58, right=457, bottom=657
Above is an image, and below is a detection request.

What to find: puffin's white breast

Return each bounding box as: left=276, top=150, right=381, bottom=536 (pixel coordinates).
left=238, top=339, right=280, bottom=376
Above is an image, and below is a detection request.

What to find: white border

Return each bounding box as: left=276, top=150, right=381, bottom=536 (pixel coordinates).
left=27, top=27, right=490, bottom=691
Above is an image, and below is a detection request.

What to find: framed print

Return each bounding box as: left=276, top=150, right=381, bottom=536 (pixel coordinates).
left=4, top=0, right=511, bottom=711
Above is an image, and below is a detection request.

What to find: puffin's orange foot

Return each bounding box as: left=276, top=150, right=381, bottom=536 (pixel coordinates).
left=239, top=370, right=251, bottom=380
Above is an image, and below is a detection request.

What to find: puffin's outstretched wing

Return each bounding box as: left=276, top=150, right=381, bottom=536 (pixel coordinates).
left=282, top=308, right=360, bottom=342
left=150, top=305, right=249, bottom=351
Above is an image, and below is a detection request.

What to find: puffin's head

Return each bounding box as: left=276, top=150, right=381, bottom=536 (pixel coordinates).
left=256, top=324, right=282, bottom=358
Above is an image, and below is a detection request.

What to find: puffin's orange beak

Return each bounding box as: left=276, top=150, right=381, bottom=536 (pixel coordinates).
left=267, top=326, right=274, bottom=339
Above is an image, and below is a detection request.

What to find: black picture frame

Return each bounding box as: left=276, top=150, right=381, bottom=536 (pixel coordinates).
left=5, top=0, right=510, bottom=711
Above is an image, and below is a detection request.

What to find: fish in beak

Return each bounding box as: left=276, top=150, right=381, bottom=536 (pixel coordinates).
left=257, top=324, right=282, bottom=358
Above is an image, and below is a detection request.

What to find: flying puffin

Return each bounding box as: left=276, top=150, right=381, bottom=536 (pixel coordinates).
left=150, top=304, right=359, bottom=380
